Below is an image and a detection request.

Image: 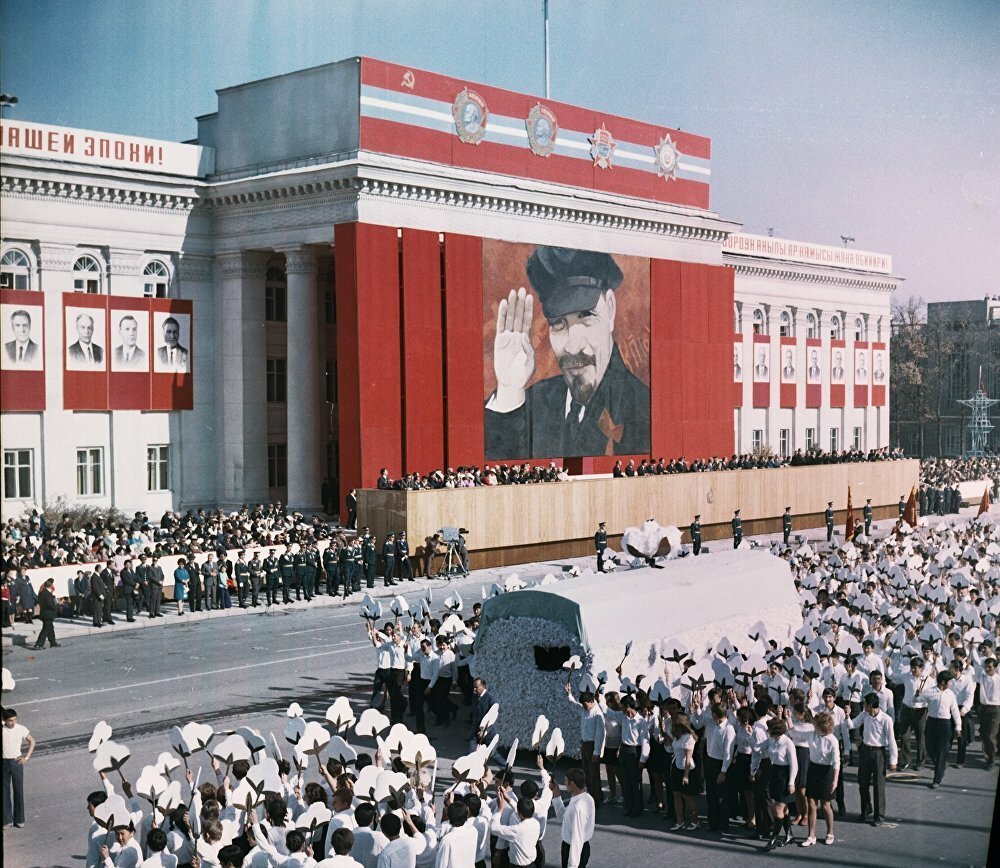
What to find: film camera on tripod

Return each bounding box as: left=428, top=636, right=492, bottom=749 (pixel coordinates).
left=436, top=526, right=470, bottom=578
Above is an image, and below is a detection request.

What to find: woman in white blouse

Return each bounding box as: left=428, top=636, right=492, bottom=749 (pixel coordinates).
left=668, top=712, right=701, bottom=831
left=802, top=711, right=840, bottom=846
left=756, top=717, right=797, bottom=850
left=786, top=702, right=815, bottom=826
left=729, top=706, right=758, bottom=831
left=601, top=692, right=624, bottom=804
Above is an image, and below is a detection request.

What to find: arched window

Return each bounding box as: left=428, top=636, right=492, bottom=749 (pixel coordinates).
left=752, top=308, right=765, bottom=336
left=73, top=255, right=103, bottom=294
left=854, top=317, right=866, bottom=341
left=143, top=260, right=170, bottom=298
left=829, top=314, right=843, bottom=340
left=779, top=310, right=792, bottom=337
left=0, top=248, right=32, bottom=290
left=806, top=312, right=818, bottom=339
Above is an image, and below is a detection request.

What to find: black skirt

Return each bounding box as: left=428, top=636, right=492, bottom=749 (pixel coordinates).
left=729, top=752, right=753, bottom=791
left=767, top=763, right=793, bottom=801
left=794, top=745, right=810, bottom=789
left=805, top=761, right=835, bottom=801
left=647, top=739, right=669, bottom=774
left=670, top=761, right=702, bottom=795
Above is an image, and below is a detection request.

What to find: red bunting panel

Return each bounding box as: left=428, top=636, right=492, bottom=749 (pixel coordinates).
left=830, top=339, right=846, bottom=408
left=150, top=298, right=194, bottom=410
left=805, top=337, right=822, bottom=408
left=779, top=336, right=797, bottom=408
left=63, top=294, right=109, bottom=411
left=108, top=296, right=152, bottom=410
left=733, top=334, right=744, bottom=407
left=0, top=288, right=46, bottom=411
left=752, top=334, right=770, bottom=408
left=853, top=340, right=869, bottom=408
left=871, top=341, right=887, bottom=406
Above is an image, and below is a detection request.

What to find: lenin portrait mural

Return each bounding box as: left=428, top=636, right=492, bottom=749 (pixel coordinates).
left=483, top=242, right=650, bottom=460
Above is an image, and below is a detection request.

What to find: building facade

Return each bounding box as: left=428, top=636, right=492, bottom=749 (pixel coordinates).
left=1, top=57, right=900, bottom=519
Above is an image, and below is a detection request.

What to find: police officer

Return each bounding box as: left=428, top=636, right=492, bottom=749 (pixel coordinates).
left=322, top=543, right=338, bottom=596
left=825, top=501, right=835, bottom=543
left=396, top=531, right=413, bottom=582
left=263, top=548, right=280, bottom=606
left=382, top=533, right=397, bottom=587
left=291, top=547, right=306, bottom=601
left=689, top=515, right=702, bottom=557
left=247, top=550, right=263, bottom=607
left=234, top=551, right=250, bottom=608
left=351, top=539, right=364, bottom=592
left=305, top=543, right=319, bottom=600
left=782, top=506, right=792, bottom=546
left=595, top=522, right=608, bottom=572
left=339, top=539, right=352, bottom=598
left=135, top=553, right=151, bottom=615
left=898, top=495, right=906, bottom=519
left=278, top=549, right=294, bottom=603
left=863, top=498, right=873, bottom=536
left=732, top=509, right=743, bottom=549
left=363, top=534, right=377, bottom=589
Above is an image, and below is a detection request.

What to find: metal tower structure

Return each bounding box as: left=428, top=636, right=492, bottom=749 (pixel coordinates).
left=957, top=366, right=998, bottom=456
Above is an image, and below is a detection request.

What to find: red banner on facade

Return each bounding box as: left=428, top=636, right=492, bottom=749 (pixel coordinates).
left=779, top=336, right=796, bottom=408
left=63, top=294, right=109, bottom=411
left=150, top=298, right=194, bottom=410
left=871, top=341, right=887, bottom=406
left=752, top=334, right=770, bottom=408
left=830, top=339, right=846, bottom=408
left=108, top=296, right=152, bottom=410
left=0, top=288, right=46, bottom=411
left=733, top=334, right=744, bottom=407
left=805, top=337, right=822, bottom=408
left=853, top=340, right=870, bottom=408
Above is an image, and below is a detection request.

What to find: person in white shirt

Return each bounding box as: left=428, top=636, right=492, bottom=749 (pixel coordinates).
left=139, top=828, right=178, bottom=868
left=429, top=635, right=459, bottom=726
left=897, top=656, right=932, bottom=770
left=2, top=708, right=35, bottom=829
left=857, top=640, right=886, bottom=680
left=564, top=684, right=606, bottom=806
left=867, top=671, right=895, bottom=723
left=949, top=658, right=976, bottom=767
left=376, top=811, right=425, bottom=868
left=549, top=767, right=596, bottom=868
left=322, top=789, right=359, bottom=859
left=849, top=692, right=898, bottom=825
left=349, top=804, right=387, bottom=868
left=698, top=702, right=735, bottom=833
left=975, top=656, right=1000, bottom=770
left=489, top=785, right=540, bottom=868
left=412, top=639, right=439, bottom=734
left=434, top=800, right=478, bottom=868
left=86, top=786, right=114, bottom=868
left=819, top=690, right=851, bottom=818
left=923, top=670, right=961, bottom=787
left=801, top=711, right=840, bottom=847
left=755, top=717, right=798, bottom=850
left=616, top=695, right=650, bottom=817
left=316, top=827, right=365, bottom=867
left=100, top=822, right=144, bottom=868
left=599, top=692, right=624, bottom=804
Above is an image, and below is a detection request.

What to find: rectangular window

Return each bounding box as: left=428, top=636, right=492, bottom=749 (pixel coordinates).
left=779, top=429, right=791, bottom=457
left=143, top=281, right=168, bottom=298
left=830, top=428, right=840, bottom=453
left=266, top=358, right=287, bottom=403
left=73, top=276, right=100, bottom=294
left=805, top=427, right=817, bottom=450
left=268, top=443, right=288, bottom=489
left=3, top=449, right=33, bottom=499
left=943, top=427, right=961, bottom=456
left=265, top=286, right=287, bottom=322
left=325, top=359, right=337, bottom=403
left=853, top=426, right=863, bottom=450
left=146, top=445, right=170, bottom=491
left=0, top=272, right=28, bottom=290
left=752, top=429, right=764, bottom=451
left=76, top=447, right=104, bottom=496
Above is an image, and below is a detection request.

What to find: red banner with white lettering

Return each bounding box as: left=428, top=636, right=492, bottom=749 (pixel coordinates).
left=779, top=336, right=796, bottom=408
left=733, top=334, right=744, bottom=407
left=752, top=334, right=770, bottom=408
left=0, top=289, right=46, bottom=411
left=853, top=341, right=870, bottom=408
left=805, top=337, right=822, bottom=408
left=871, top=341, right=887, bottom=406
left=150, top=298, right=194, bottom=410
left=830, top=339, right=846, bottom=408
left=63, top=294, right=109, bottom=410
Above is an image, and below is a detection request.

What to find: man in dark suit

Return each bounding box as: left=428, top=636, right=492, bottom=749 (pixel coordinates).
left=147, top=558, right=165, bottom=617
left=156, top=316, right=189, bottom=371
left=396, top=532, right=413, bottom=582
left=263, top=549, right=280, bottom=606
left=363, top=535, right=377, bottom=589
left=807, top=349, right=821, bottom=381
left=4, top=309, right=40, bottom=366
left=345, top=489, right=358, bottom=530
left=67, top=313, right=104, bottom=367
left=112, top=315, right=146, bottom=369
left=485, top=246, right=650, bottom=459
left=470, top=677, right=499, bottom=752
left=90, top=570, right=106, bottom=627
left=120, top=559, right=138, bottom=622
left=32, top=579, right=60, bottom=649
left=97, top=563, right=115, bottom=626
left=781, top=349, right=795, bottom=380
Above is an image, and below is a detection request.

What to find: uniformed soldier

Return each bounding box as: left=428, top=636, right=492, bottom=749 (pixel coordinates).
left=732, top=509, right=743, bottom=549
left=351, top=539, right=364, bottom=592
left=278, top=550, right=294, bottom=603
left=782, top=507, right=793, bottom=545
left=263, top=549, right=280, bottom=606
left=338, top=540, right=351, bottom=598
left=690, top=515, right=702, bottom=557
left=321, top=543, right=338, bottom=596
left=135, top=553, right=151, bottom=615
left=396, top=531, right=413, bottom=582
left=898, top=495, right=906, bottom=519
left=595, top=522, right=608, bottom=572
left=291, top=547, right=307, bottom=601
left=248, top=550, right=263, bottom=607
left=863, top=498, right=873, bottom=536
left=234, top=551, right=250, bottom=608
left=363, top=534, right=377, bottom=589
left=382, top=533, right=397, bottom=587
left=825, top=501, right=835, bottom=543
left=306, top=543, right=320, bottom=599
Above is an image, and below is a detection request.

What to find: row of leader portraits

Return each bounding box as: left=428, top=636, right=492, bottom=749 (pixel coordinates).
left=733, top=343, right=887, bottom=384
left=1, top=304, right=190, bottom=373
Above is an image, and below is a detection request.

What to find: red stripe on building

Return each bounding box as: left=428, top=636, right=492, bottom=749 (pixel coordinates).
left=733, top=334, right=744, bottom=408
left=805, top=337, right=822, bottom=408
left=63, top=293, right=109, bottom=411
left=0, top=288, right=46, bottom=412
left=149, top=298, right=194, bottom=411
left=830, top=339, right=846, bottom=408
left=854, top=340, right=869, bottom=408
left=871, top=341, right=887, bottom=407
left=780, top=336, right=797, bottom=408
left=109, top=295, right=152, bottom=411
left=752, top=334, right=770, bottom=408
left=650, top=259, right=684, bottom=458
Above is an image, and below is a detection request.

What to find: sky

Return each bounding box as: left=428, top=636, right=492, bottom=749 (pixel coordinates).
left=1, top=0, right=997, bottom=306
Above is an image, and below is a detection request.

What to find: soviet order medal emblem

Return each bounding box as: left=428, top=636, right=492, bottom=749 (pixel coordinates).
left=526, top=103, right=558, bottom=157
left=453, top=89, right=489, bottom=145
left=589, top=123, right=616, bottom=169
left=654, top=133, right=681, bottom=181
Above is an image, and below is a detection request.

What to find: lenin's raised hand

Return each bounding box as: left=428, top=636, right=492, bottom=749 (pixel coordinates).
left=492, top=287, right=535, bottom=412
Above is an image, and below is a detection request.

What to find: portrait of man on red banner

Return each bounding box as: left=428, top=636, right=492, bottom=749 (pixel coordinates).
left=110, top=309, right=149, bottom=372
left=872, top=348, right=887, bottom=384
left=483, top=242, right=650, bottom=459
left=65, top=306, right=106, bottom=370
left=733, top=341, right=743, bottom=383
left=854, top=347, right=869, bottom=385
left=780, top=346, right=796, bottom=384
left=1, top=303, right=43, bottom=371
left=806, top=347, right=822, bottom=384
left=752, top=345, right=770, bottom=382
left=831, top=348, right=846, bottom=384
left=152, top=311, right=191, bottom=373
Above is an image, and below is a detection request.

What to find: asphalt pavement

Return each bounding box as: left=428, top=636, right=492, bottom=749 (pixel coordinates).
left=2, top=509, right=998, bottom=867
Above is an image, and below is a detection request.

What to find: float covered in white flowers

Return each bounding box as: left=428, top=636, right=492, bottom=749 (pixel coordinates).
left=474, top=549, right=801, bottom=755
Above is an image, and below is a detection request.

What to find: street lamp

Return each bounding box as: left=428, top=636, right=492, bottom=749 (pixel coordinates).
left=0, top=93, right=18, bottom=119
left=840, top=235, right=855, bottom=247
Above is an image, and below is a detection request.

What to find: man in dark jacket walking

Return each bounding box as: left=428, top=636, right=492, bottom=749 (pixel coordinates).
left=33, top=579, right=60, bottom=649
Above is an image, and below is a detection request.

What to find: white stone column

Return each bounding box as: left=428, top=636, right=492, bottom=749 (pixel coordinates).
left=281, top=247, right=323, bottom=511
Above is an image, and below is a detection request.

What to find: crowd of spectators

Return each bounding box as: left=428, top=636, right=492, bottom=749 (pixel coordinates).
left=375, top=463, right=568, bottom=489
left=920, top=456, right=1000, bottom=489
left=611, top=446, right=907, bottom=476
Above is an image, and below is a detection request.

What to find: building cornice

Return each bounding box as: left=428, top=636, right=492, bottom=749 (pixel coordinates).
left=725, top=257, right=902, bottom=293
left=1, top=172, right=200, bottom=212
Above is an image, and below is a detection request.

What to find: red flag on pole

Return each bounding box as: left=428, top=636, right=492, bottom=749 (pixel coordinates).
left=903, top=484, right=919, bottom=527
left=845, top=485, right=855, bottom=540
left=978, top=487, right=991, bottom=518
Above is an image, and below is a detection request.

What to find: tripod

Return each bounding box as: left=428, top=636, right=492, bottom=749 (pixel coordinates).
left=436, top=543, right=468, bottom=579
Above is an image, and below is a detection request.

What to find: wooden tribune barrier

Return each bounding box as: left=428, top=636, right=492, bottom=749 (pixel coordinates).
left=357, top=460, right=920, bottom=569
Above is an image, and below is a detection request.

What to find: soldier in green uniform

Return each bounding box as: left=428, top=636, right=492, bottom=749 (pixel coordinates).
left=291, top=548, right=307, bottom=601
left=278, top=550, right=294, bottom=603
left=898, top=495, right=906, bottom=518
left=351, top=539, right=364, bottom=592
left=248, top=550, right=263, bottom=607
left=825, top=501, right=835, bottom=543
left=690, top=515, right=702, bottom=556
left=595, top=521, right=608, bottom=572
left=338, top=540, right=352, bottom=599
left=263, top=548, right=280, bottom=606
left=363, top=534, right=377, bottom=589
left=234, top=550, right=250, bottom=608
left=782, top=507, right=793, bottom=546
left=863, top=498, right=873, bottom=536
left=305, top=543, right=319, bottom=601
left=732, top=509, right=743, bottom=549
left=382, top=533, right=397, bottom=587
left=322, top=544, right=338, bottom=596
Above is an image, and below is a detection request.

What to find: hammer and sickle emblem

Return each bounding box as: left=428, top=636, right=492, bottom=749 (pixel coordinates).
left=598, top=409, right=624, bottom=456
left=401, top=71, right=415, bottom=89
